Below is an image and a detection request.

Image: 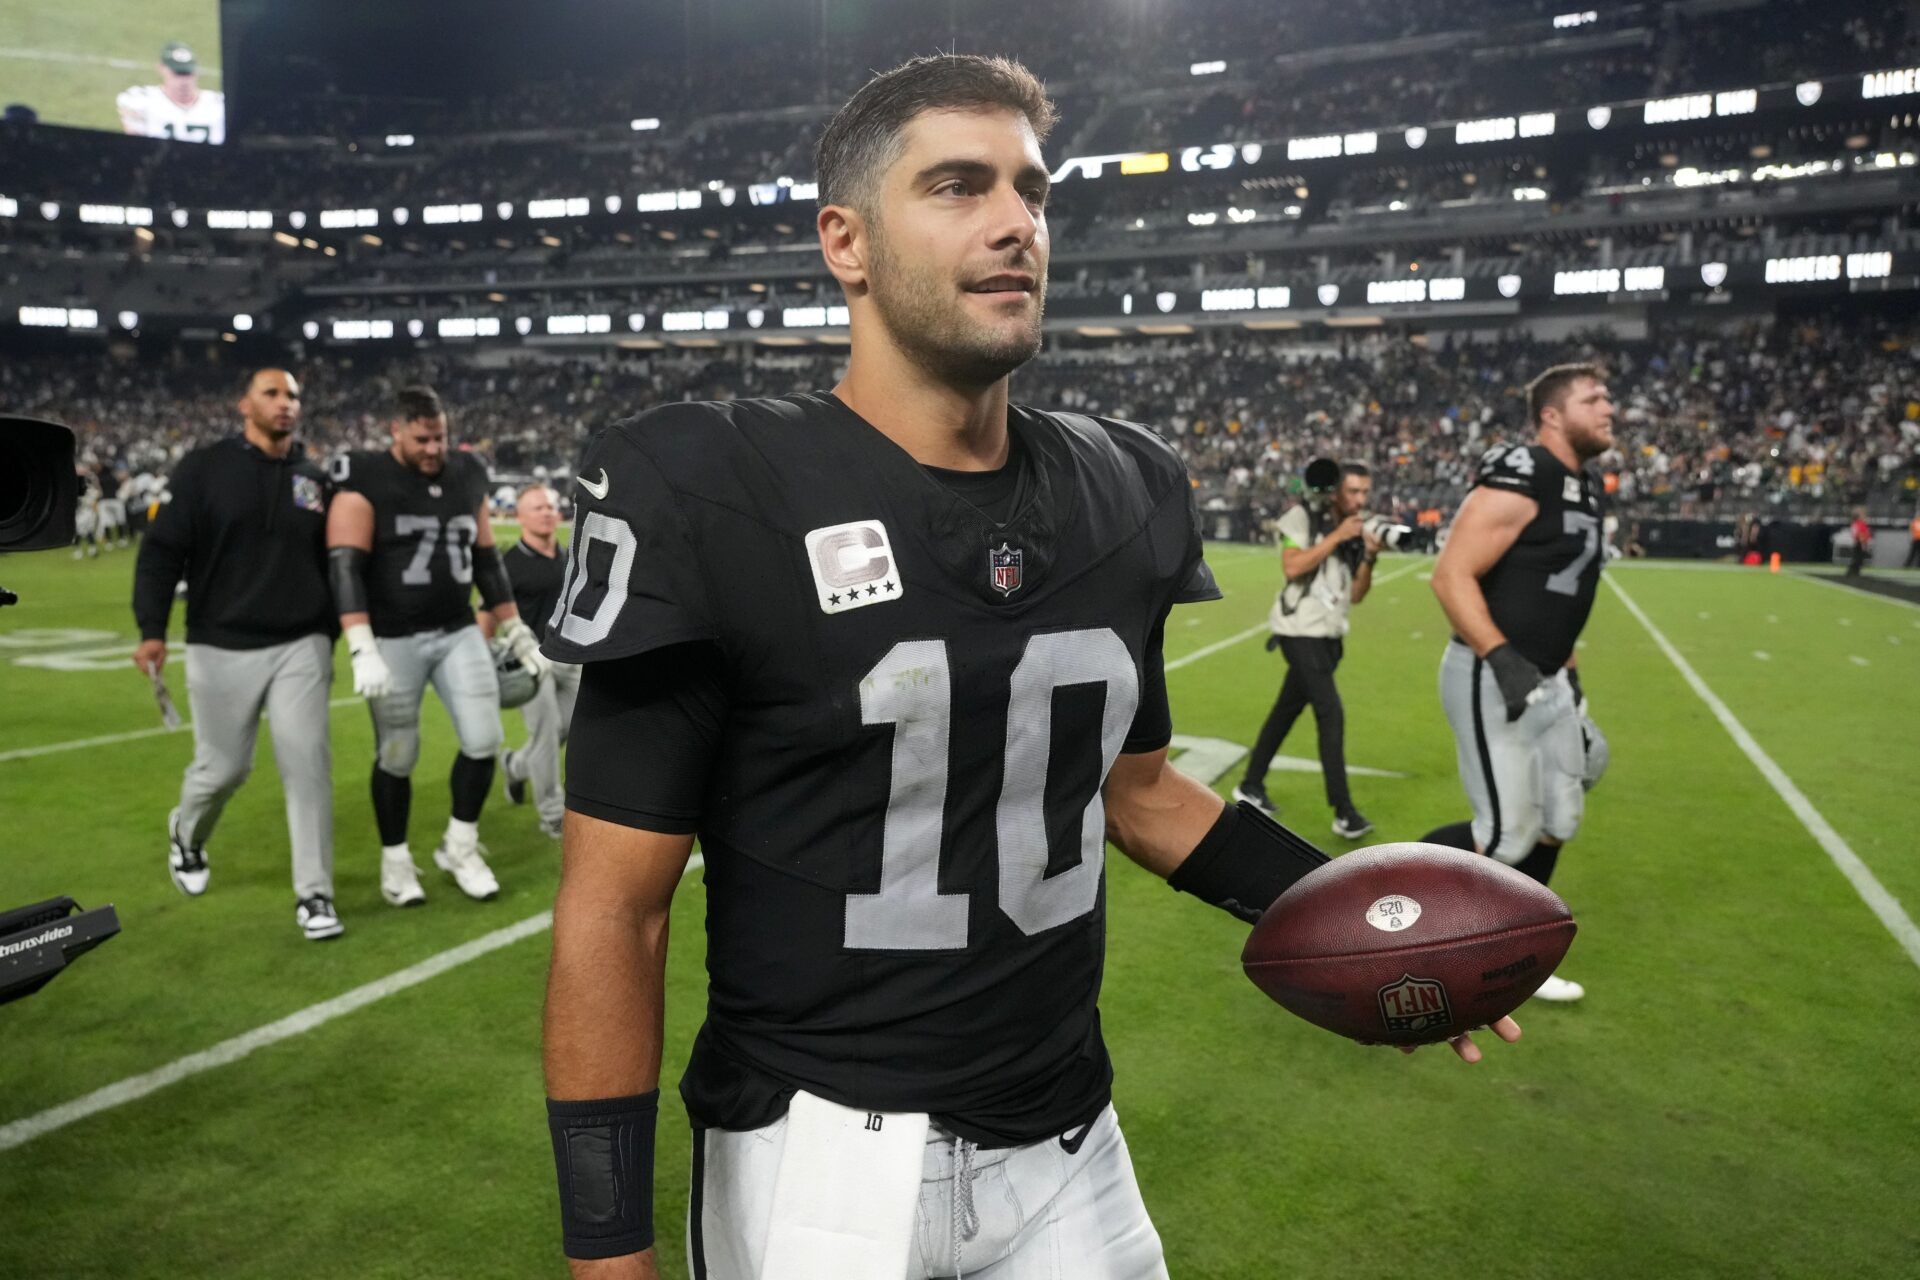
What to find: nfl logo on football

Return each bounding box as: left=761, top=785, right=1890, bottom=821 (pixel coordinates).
left=990, top=542, right=1023, bottom=597
left=1376, top=974, right=1451, bottom=1034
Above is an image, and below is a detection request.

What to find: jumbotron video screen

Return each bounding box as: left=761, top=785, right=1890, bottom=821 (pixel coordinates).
left=3, top=0, right=225, bottom=141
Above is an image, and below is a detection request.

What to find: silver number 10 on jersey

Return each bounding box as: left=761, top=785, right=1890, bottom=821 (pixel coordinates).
left=849, top=630, right=1139, bottom=950
left=554, top=513, right=1140, bottom=950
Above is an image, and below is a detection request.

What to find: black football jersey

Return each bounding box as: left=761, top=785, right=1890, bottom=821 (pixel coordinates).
left=505, top=539, right=567, bottom=641
left=1471, top=442, right=1604, bottom=672
left=543, top=391, right=1218, bottom=1146
left=333, top=449, right=492, bottom=637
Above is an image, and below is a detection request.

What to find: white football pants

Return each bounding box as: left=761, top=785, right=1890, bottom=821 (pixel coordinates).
left=690, top=1102, right=1167, bottom=1280
left=1439, top=639, right=1586, bottom=862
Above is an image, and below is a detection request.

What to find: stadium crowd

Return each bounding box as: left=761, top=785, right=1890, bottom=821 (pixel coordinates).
left=2, top=0, right=1908, bottom=217
left=15, top=311, right=1916, bottom=523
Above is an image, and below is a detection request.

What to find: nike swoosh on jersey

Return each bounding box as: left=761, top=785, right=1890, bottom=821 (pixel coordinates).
left=577, top=469, right=610, bottom=500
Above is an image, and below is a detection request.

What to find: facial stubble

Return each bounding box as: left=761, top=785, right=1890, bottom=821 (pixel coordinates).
left=865, top=216, right=1046, bottom=389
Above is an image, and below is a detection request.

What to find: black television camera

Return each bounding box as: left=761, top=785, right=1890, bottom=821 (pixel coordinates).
left=1, top=415, right=119, bottom=1004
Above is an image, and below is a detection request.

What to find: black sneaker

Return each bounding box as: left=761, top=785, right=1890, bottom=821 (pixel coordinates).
left=1332, top=809, right=1374, bottom=840
left=1232, top=781, right=1277, bottom=816
left=167, top=808, right=209, bottom=896
left=502, top=749, right=527, bottom=806
left=295, top=895, right=344, bottom=941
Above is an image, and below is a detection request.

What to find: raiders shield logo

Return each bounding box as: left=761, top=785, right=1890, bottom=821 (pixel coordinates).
left=989, top=542, right=1023, bottom=597
left=290, top=474, right=325, bottom=514
left=1377, top=973, right=1452, bottom=1035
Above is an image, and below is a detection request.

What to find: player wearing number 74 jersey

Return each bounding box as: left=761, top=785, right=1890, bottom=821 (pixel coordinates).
left=539, top=55, right=1515, bottom=1280
left=326, top=385, right=549, bottom=906
left=1427, top=363, right=1615, bottom=1004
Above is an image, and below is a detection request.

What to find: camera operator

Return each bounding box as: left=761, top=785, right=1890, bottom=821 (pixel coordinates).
left=1233, top=460, right=1380, bottom=840
left=130, top=368, right=342, bottom=941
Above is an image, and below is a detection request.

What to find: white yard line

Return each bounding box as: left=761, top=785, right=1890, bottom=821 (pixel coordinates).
left=0, top=697, right=359, bottom=764
left=1166, top=559, right=1424, bottom=673
left=0, top=856, right=705, bottom=1152
left=1606, top=577, right=1920, bottom=970
left=0, top=46, right=222, bottom=75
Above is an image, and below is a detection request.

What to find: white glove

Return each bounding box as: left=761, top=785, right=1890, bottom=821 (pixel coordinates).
left=497, top=616, right=551, bottom=682
left=345, top=623, right=393, bottom=700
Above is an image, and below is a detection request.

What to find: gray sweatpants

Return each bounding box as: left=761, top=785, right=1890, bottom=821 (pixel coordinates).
left=510, top=660, right=580, bottom=824
left=368, top=624, right=503, bottom=773
left=179, top=634, right=334, bottom=899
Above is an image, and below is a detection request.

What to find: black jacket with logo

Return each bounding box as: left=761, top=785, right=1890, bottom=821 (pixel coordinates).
left=132, top=436, right=335, bottom=648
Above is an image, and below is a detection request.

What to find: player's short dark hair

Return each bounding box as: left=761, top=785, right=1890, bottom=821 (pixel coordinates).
left=1528, top=363, right=1607, bottom=425
left=1340, top=461, right=1371, bottom=480
left=394, top=385, right=445, bottom=422
left=814, top=54, right=1057, bottom=216
left=239, top=367, right=292, bottom=395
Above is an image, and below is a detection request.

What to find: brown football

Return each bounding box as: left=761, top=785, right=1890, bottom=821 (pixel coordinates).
left=1241, top=842, right=1576, bottom=1045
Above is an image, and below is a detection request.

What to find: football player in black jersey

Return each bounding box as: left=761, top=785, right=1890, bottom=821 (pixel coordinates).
left=326, top=386, right=549, bottom=906
left=540, top=56, right=1518, bottom=1280
left=1429, top=363, right=1615, bottom=1004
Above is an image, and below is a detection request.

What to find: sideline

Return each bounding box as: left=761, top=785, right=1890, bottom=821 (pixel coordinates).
left=1606, top=577, right=1920, bottom=970
left=0, top=855, right=702, bottom=1153
left=1165, top=559, right=1425, bottom=673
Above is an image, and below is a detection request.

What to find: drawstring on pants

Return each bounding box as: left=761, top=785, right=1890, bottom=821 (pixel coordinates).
left=950, top=1133, right=979, bottom=1279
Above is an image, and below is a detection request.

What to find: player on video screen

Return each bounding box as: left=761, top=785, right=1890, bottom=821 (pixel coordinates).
left=117, top=41, right=225, bottom=144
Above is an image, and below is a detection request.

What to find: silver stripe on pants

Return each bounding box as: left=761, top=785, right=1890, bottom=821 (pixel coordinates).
left=179, top=634, right=334, bottom=898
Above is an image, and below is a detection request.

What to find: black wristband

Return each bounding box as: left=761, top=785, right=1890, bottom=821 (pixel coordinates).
left=326, top=546, right=371, bottom=617
left=474, top=543, right=515, bottom=611
left=1168, top=801, right=1332, bottom=924
left=548, top=1090, right=658, bottom=1260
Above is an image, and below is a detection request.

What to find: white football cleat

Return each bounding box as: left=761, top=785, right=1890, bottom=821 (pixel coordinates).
left=434, top=839, right=500, bottom=901
left=1531, top=974, right=1586, bottom=1003
left=380, top=849, right=427, bottom=907
left=167, top=808, right=210, bottom=897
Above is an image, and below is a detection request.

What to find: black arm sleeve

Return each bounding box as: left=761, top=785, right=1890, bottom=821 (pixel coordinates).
left=327, top=546, right=371, bottom=617
left=472, top=543, right=514, bottom=611
left=565, top=642, right=730, bottom=834
left=131, top=456, right=197, bottom=641
left=1123, top=612, right=1173, bottom=754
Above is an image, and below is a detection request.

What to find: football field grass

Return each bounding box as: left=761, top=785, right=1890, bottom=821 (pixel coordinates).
left=2, top=543, right=1917, bottom=1278
left=0, top=0, right=222, bottom=134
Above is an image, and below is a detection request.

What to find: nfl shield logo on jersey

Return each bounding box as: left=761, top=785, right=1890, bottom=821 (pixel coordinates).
left=989, top=543, right=1023, bottom=597
left=1376, top=973, right=1452, bottom=1035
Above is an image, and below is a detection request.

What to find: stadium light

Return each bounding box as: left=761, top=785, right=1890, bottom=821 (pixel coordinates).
left=630, top=117, right=660, bottom=131
left=302, top=321, right=320, bottom=340
left=232, top=314, right=253, bottom=332
left=0, top=195, right=15, bottom=219
left=1190, top=61, right=1226, bottom=76
left=117, top=311, right=139, bottom=330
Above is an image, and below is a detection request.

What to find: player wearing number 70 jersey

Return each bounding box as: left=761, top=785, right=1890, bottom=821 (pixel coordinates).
left=1427, top=363, right=1615, bottom=1004
left=539, top=55, right=1516, bottom=1280
left=326, top=385, right=549, bottom=907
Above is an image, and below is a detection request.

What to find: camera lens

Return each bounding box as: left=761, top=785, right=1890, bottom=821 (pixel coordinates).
left=0, top=438, right=39, bottom=531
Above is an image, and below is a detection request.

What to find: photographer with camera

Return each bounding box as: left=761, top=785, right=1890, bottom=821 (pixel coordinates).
left=1233, top=459, right=1380, bottom=840
left=130, top=369, right=343, bottom=941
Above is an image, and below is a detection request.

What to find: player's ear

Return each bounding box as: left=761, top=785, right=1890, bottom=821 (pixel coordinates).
left=818, top=202, right=870, bottom=292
